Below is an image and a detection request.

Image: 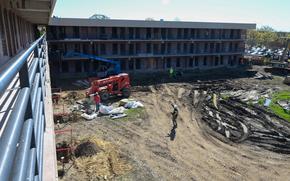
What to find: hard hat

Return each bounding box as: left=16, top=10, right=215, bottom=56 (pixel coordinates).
left=172, top=104, right=178, bottom=109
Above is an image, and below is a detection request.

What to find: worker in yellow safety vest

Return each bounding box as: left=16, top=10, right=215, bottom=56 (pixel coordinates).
left=169, top=67, right=175, bottom=78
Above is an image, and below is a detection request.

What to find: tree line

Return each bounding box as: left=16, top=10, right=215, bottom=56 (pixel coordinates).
left=246, top=26, right=290, bottom=48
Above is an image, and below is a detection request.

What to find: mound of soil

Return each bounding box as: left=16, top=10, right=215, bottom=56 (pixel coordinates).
left=74, top=138, right=133, bottom=180
left=74, top=141, right=100, bottom=157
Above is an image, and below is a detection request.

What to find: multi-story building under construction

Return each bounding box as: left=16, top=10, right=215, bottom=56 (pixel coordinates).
left=47, top=18, right=256, bottom=77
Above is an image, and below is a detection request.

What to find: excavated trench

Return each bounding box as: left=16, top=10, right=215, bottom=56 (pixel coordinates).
left=190, top=80, right=290, bottom=154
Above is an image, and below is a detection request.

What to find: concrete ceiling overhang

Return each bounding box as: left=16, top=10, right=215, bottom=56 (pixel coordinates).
left=1, top=0, right=56, bottom=25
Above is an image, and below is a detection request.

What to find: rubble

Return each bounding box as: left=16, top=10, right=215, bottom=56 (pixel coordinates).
left=201, top=88, right=290, bottom=154
left=253, top=72, right=273, bottom=80
left=278, top=100, right=290, bottom=111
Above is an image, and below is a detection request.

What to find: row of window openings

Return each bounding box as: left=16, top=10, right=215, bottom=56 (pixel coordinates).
left=64, top=43, right=240, bottom=55
left=60, top=60, right=141, bottom=73
left=60, top=57, right=236, bottom=73
left=50, top=27, right=241, bottom=40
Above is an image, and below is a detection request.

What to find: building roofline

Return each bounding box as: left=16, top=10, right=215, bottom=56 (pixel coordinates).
left=48, top=18, right=256, bottom=30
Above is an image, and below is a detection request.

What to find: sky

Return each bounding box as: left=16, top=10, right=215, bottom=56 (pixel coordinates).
left=52, top=0, right=290, bottom=32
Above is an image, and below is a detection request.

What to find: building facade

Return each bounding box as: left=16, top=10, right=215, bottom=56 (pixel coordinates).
left=47, top=18, right=256, bottom=77
left=0, top=0, right=55, bottom=66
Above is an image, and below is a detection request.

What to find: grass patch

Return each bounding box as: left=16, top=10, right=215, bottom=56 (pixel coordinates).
left=220, top=93, right=230, bottom=100
left=269, top=91, right=290, bottom=122
left=124, top=107, right=145, bottom=118
left=258, top=97, right=265, bottom=105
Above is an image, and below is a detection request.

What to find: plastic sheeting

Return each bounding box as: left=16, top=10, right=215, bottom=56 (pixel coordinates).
left=264, top=99, right=272, bottom=107
left=99, top=104, right=126, bottom=115
left=81, top=113, right=98, bottom=120
left=124, top=101, right=144, bottom=109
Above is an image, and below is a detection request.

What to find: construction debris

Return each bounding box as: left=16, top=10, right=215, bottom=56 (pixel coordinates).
left=278, top=100, right=290, bottom=111
left=99, top=105, right=125, bottom=115
left=197, top=84, right=290, bottom=154
left=124, top=101, right=144, bottom=109
left=111, top=113, right=127, bottom=119
left=56, top=141, right=72, bottom=163
left=253, top=72, right=273, bottom=80
left=264, top=98, right=272, bottom=107
left=284, top=76, right=290, bottom=84
left=81, top=112, right=98, bottom=120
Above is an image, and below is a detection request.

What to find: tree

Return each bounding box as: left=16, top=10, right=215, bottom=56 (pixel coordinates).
left=258, top=26, right=275, bottom=32
left=246, top=25, right=279, bottom=48
left=246, top=30, right=258, bottom=47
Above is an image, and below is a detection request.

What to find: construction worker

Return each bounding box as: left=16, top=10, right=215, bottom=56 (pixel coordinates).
left=169, top=67, right=175, bottom=78
left=93, top=92, right=101, bottom=112
left=171, top=103, right=178, bottom=128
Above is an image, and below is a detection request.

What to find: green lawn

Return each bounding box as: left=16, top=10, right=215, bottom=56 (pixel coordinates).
left=269, top=91, right=290, bottom=122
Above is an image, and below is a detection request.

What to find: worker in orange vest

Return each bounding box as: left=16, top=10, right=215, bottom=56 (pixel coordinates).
left=94, top=92, right=101, bottom=112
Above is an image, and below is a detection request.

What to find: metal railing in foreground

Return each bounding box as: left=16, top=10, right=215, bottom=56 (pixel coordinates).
left=0, top=34, right=47, bottom=181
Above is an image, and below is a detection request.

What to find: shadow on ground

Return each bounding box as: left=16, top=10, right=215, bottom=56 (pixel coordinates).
left=167, top=124, right=177, bottom=141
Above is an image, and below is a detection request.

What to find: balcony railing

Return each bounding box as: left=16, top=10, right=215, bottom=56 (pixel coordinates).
left=0, top=35, right=47, bottom=181
left=47, top=35, right=244, bottom=42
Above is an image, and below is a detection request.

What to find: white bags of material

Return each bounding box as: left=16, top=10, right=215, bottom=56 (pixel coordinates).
left=124, top=101, right=144, bottom=109
left=99, top=104, right=126, bottom=115
left=81, top=113, right=98, bottom=120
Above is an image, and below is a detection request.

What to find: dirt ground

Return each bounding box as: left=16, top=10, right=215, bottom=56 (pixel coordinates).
left=54, top=66, right=290, bottom=181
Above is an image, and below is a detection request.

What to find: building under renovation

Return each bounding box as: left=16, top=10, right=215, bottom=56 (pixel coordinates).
left=47, top=18, right=256, bottom=77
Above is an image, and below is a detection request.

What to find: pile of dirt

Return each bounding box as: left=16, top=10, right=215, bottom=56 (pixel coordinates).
left=74, top=141, right=100, bottom=157
left=60, top=90, right=87, bottom=104
left=74, top=138, right=132, bottom=180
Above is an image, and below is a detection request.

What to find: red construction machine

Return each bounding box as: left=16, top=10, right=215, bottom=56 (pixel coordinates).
left=87, top=73, right=131, bottom=101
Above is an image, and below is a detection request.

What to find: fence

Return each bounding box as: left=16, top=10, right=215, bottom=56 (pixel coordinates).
left=0, top=34, right=47, bottom=181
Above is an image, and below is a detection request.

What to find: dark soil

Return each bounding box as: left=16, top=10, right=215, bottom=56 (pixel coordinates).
left=74, top=141, right=100, bottom=158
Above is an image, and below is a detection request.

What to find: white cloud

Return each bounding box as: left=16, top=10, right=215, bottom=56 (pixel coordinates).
left=161, top=0, right=171, bottom=5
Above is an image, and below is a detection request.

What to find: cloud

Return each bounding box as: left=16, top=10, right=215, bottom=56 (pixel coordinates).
left=161, top=0, right=171, bottom=5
